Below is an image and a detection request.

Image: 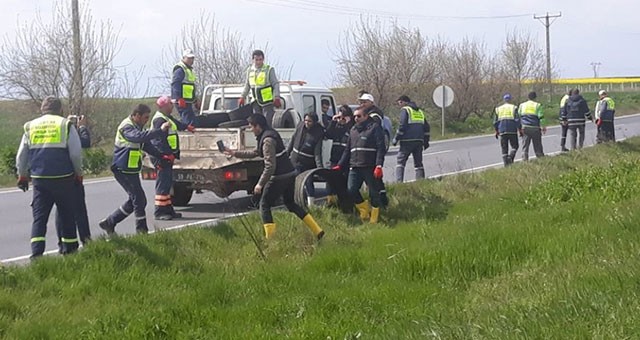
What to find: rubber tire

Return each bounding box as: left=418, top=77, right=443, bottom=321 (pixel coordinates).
left=227, top=104, right=253, bottom=121
left=272, top=109, right=296, bottom=128
left=172, top=183, right=194, bottom=207
left=218, top=120, right=248, bottom=128
left=194, top=112, right=230, bottom=128
left=294, top=168, right=353, bottom=213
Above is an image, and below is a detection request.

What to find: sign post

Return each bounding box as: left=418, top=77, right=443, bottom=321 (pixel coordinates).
left=432, top=85, right=455, bottom=136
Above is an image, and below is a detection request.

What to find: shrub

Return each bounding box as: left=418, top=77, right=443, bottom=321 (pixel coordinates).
left=83, top=148, right=110, bottom=175
left=0, top=147, right=17, bottom=176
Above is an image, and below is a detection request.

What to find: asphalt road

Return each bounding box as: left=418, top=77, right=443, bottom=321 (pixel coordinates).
left=2, top=114, right=640, bottom=263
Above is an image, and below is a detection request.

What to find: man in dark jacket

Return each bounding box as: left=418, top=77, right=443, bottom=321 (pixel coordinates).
left=357, top=92, right=388, bottom=208
left=335, top=108, right=386, bottom=224
left=561, top=89, right=592, bottom=150
left=392, top=95, right=430, bottom=182
left=224, top=114, right=325, bottom=240
left=287, top=113, right=324, bottom=206
left=325, top=105, right=354, bottom=205
left=99, top=104, right=171, bottom=235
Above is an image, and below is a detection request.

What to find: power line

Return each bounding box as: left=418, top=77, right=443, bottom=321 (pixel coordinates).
left=246, top=0, right=533, bottom=21
left=534, top=12, right=562, bottom=102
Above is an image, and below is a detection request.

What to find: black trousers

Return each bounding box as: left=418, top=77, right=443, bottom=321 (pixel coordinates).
left=560, top=123, right=568, bottom=149
left=522, top=127, right=544, bottom=161
left=597, top=122, right=615, bottom=143
left=260, top=175, right=307, bottom=224
left=31, top=177, right=78, bottom=257
left=55, top=182, right=90, bottom=246
left=106, top=166, right=148, bottom=232
left=499, top=134, right=519, bottom=166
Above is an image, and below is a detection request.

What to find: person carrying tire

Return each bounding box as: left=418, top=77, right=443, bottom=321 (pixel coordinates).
left=224, top=114, right=325, bottom=241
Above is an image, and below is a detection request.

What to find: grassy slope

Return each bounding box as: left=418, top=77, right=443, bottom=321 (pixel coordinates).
left=2, top=135, right=640, bottom=339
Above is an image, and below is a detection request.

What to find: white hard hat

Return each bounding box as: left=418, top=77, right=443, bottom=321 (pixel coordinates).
left=358, top=93, right=375, bottom=103
left=182, top=49, right=195, bottom=58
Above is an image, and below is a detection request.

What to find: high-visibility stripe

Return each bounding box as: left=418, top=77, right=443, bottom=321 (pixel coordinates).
left=332, top=142, right=347, bottom=147
left=292, top=148, right=314, bottom=158
left=351, top=147, right=376, bottom=152
left=276, top=150, right=287, bottom=157
left=155, top=200, right=172, bottom=206
left=61, top=237, right=78, bottom=243
left=119, top=206, right=131, bottom=216
left=31, top=237, right=46, bottom=243
left=135, top=216, right=146, bottom=221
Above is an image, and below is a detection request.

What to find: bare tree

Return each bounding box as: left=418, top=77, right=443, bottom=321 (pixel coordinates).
left=500, top=29, right=546, bottom=99
left=0, top=1, right=120, bottom=105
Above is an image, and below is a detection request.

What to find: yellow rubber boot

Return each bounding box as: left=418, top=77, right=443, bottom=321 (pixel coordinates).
left=302, top=214, right=325, bottom=240
left=370, top=207, right=380, bottom=224
left=355, top=200, right=370, bottom=221
left=326, top=195, right=337, bottom=206
left=263, top=223, right=276, bottom=239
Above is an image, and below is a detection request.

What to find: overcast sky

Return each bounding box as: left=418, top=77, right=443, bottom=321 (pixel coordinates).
left=2, top=0, right=639, bottom=96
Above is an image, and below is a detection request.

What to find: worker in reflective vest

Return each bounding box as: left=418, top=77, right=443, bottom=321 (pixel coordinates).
left=493, top=93, right=521, bottom=167
left=171, top=49, right=198, bottom=126
left=335, top=108, right=386, bottom=224
left=518, top=91, right=546, bottom=161
left=595, top=90, right=616, bottom=143
left=15, top=96, right=84, bottom=259
left=224, top=114, right=325, bottom=241
left=558, top=90, right=571, bottom=152
left=99, top=104, right=171, bottom=235
left=239, top=49, right=281, bottom=127
left=150, top=96, right=195, bottom=220
left=393, top=95, right=430, bottom=181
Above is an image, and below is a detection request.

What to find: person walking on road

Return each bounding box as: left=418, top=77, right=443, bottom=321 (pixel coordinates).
left=561, top=89, right=592, bottom=150
left=171, top=49, right=198, bottom=126
left=224, top=114, right=325, bottom=240
left=287, top=113, right=324, bottom=206
left=150, top=96, right=195, bottom=220
left=493, top=93, right=521, bottom=167
left=15, top=96, right=83, bottom=259
left=324, top=104, right=354, bottom=205
left=595, top=90, right=616, bottom=143
left=334, top=108, right=386, bottom=224
left=559, top=89, right=572, bottom=152
left=518, top=91, right=546, bottom=161
left=239, top=50, right=281, bottom=127
left=392, top=95, right=430, bottom=182
left=99, top=104, right=171, bottom=235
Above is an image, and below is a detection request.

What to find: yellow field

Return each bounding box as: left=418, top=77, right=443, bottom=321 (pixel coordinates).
left=523, top=77, right=640, bottom=85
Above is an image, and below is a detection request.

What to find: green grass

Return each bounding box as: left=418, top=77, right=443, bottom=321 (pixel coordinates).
left=2, top=138, right=640, bottom=338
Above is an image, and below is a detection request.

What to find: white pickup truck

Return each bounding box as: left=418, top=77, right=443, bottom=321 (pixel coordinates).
left=142, top=82, right=340, bottom=206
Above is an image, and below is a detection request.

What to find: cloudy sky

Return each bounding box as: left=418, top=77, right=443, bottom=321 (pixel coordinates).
left=2, top=0, right=638, bottom=96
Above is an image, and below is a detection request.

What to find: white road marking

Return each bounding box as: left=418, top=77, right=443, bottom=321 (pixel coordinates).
left=423, top=150, right=453, bottom=156
left=0, top=178, right=115, bottom=195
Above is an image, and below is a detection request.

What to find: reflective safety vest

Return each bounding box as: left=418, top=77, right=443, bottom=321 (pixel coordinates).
left=596, top=97, right=616, bottom=122
left=494, top=103, right=520, bottom=135
left=519, top=100, right=545, bottom=127
left=397, top=106, right=426, bottom=142
left=248, top=64, right=274, bottom=106
left=23, top=114, right=74, bottom=178
left=173, top=62, right=196, bottom=102
left=152, top=111, right=178, bottom=152
left=114, top=117, right=143, bottom=173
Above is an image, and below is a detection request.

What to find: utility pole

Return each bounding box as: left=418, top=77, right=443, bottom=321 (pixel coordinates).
left=71, top=0, right=83, bottom=116
left=534, top=12, right=561, bottom=103
left=591, top=62, right=602, bottom=78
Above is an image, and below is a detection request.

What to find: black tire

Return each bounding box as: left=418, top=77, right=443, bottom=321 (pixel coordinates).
left=272, top=109, right=296, bottom=128
left=194, top=112, right=230, bottom=128
left=218, top=120, right=248, bottom=128
left=294, top=168, right=353, bottom=213
left=172, top=183, right=193, bottom=206
left=227, top=104, right=253, bottom=121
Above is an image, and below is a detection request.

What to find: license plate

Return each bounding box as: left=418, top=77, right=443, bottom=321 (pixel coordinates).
left=174, top=172, right=206, bottom=182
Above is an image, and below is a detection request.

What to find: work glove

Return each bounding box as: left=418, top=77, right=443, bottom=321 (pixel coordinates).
left=162, top=154, right=176, bottom=163
left=17, top=176, right=29, bottom=192
left=177, top=98, right=187, bottom=109
left=75, top=175, right=83, bottom=185
left=494, top=131, right=499, bottom=140
left=595, top=119, right=602, bottom=126
left=331, top=165, right=341, bottom=171
left=373, top=166, right=383, bottom=180
left=274, top=97, right=282, bottom=108
left=238, top=98, right=245, bottom=106
left=186, top=124, right=196, bottom=133
left=391, top=138, right=398, bottom=146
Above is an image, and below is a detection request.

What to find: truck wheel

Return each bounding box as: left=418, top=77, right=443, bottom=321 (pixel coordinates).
left=172, top=183, right=194, bottom=206
left=218, top=120, right=248, bottom=128
left=294, top=168, right=353, bottom=213
left=272, top=109, right=296, bottom=128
